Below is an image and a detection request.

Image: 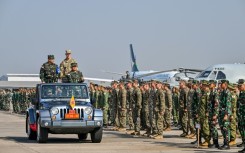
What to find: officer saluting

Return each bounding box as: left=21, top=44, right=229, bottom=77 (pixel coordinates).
left=66, top=63, right=84, bottom=83
left=40, top=55, right=59, bottom=83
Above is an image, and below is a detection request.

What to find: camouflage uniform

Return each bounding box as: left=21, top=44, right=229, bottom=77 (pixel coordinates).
left=172, top=88, right=179, bottom=126
left=127, top=87, right=134, bottom=130
left=149, top=85, right=157, bottom=136
left=142, top=87, right=151, bottom=134
left=132, top=86, right=142, bottom=133
left=154, top=87, right=165, bottom=136
left=218, top=82, right=232, bottom=149
left=118, top=85, right=127, bottom=128
left=60, top=50, right=77, bottom=79
left=164, top=87, right=172, bottom=130
left=101, top=89, right=109, bottom=126
left=230, top=89, right=237, bottom=142
left=208, top=87, right=220, bottom=147
left=187, top=87, right=195, bottom=135
left=191, top=84, right=201, bottom=144
left=111, top=85, right=119, bottom=127
left=198, top=86, right=210, bottom=145
left=237, top=79, right=245, bottom=150
left=40, top=55, right=59, bottom=83
left=179, top=86, right=189, bottom=136
left=66, top=70, right=84, bottom=83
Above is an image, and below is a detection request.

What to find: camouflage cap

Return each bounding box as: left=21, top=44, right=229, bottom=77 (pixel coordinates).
left=111, top=80, right=118, bottom=85
left=127, top=80, right=133, bottom=84
left=71, top=62, right=78, bottom=67
left=65, top=49, right=72, bottom=54
left=209, top=80, right=217, bottom=84
left=132, top=79, right=138, bottom=83
left=228, top=83, right=237, bottom=90
left=200, top=80, right=209, bottom=86
left=192, top=80, right=199, bottom=85
left=48, top=55, right=54, bottom=59
left=220, top=79, right=229, bottom=84
left=237, top=79, right=245, bottom=85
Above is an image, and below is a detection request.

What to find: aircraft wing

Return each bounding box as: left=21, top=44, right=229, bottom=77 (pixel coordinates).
left=135, top=69, right=178, bottom=78
left=101, top=70, right=126, bottom=76
left=84, top=77, right=113, bottom=83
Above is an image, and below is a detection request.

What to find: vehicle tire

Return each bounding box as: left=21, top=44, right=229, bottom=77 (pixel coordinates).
left=78, top=133, right=88, bottom=141
left=36, top=118, right=48, bottom=143
left=91, top=127, right=103, bottom=143
left=26, top=116, right=37, bottom=140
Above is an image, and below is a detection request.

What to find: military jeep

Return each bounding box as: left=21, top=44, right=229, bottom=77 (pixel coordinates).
left=26, top=83, right=103, bottom=143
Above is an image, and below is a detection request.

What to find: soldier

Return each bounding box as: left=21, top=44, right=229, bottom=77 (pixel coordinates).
left=40, top=55, right=59, bottom=83
left=172, top=87, right=179, bottom=127
left=186, top=81, right=196, bottom=138
left=228, top=83, right=238, bottom=146
left=179, top=80, right=189, bottom=137
left=93, top=84, right=99, bottom=108
left=163, top=83, right=172, bottom=131
left=100, top=86, right=109, bottom=128
left=237, top=79, right=245, bottom=153
left=89, top=82, right=96, bottom=104
left=142, top=82, right=151, bottom=136
left=66, top=63, right=84, bottom=83
left=60, top=49, right=77, bottom=80
left=111, top=81, right=120, bottom=130
left=207, top=80, right=220, bottom=148
left=118, top=81, right=127, bottom=131
left=190, top=80, right=201, bottom=145
left=148, top=80, right=158, bottom=137
left=218, top=80, right=232, bottom=150
left=198, top=80, right=211, bottom=147
left=126, top=80, right=135, bottom=131
left=151, top=81, right=165, bottom=139
left=131, top=79, right=142, bottom=136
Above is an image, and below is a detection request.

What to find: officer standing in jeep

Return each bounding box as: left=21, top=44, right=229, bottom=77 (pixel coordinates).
left=60, top=49, right=77, bottom=80
left=66, top=63, right=84, bottom=83
left=40, top=55, right=59, bottom=83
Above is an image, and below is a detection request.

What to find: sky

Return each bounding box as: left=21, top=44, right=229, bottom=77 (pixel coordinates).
left=0, top=0, right=245, bottom=80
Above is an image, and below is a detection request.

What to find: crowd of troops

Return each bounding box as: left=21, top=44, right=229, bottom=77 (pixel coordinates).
left=0, top=88, right=36, bottom=114
left=90, top=79, right=245, bottom=152
left=0, top=49, right=244, bottom=152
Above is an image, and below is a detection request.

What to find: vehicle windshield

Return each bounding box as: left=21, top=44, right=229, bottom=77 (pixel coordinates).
left=41, top=84, right=89, bottom=99
left=196, top=71, right=211, bottom=78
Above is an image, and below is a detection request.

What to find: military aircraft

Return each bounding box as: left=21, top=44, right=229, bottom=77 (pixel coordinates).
left=195, top=63, right=245, bottom=83
left=104, top=44, right=202, bottom=86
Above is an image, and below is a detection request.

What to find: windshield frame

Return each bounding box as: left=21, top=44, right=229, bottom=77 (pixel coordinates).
left=40, top=84, right=89, bottom=100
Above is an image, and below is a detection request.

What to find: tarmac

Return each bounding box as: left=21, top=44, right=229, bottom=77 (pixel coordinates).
left=0, top=110, right=242, bottom=153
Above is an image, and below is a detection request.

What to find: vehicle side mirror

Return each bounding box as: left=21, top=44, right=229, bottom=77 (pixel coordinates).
left=31, top=98, right=38, bottom=105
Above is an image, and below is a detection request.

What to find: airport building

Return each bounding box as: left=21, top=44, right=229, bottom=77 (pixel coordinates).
left=0, top=74, right=41, bottom=88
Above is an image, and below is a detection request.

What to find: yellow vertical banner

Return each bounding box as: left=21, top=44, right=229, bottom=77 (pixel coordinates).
left=70, top=95, right=75, bottom=109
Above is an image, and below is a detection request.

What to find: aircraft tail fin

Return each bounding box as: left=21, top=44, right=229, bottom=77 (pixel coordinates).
left=130, top=44, right=139, bottom=72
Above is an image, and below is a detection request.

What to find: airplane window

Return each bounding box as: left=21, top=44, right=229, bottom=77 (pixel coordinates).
left=197, top=71, right=211, bottom=78
left=209, top=71, right=217, bottom=80
left=216, top=71, right=226, bottom=80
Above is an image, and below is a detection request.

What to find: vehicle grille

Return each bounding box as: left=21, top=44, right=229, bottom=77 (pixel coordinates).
left=60, top=108, right=84, bottom=119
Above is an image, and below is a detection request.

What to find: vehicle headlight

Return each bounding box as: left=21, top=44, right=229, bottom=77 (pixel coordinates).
left=84, top=107, right=92, bottom=115
left=51, top=108, right=59, bottom=115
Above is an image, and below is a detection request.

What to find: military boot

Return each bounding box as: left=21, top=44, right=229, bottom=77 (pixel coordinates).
left=180, top=133, right=188, bottom=137
left=219, top=141, right=230, bottom=150
left=201, top=140, right=210, bottom=147
left=208, top=139, right=219, bottom=148
left=229, top=140, right=236, bottom=146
